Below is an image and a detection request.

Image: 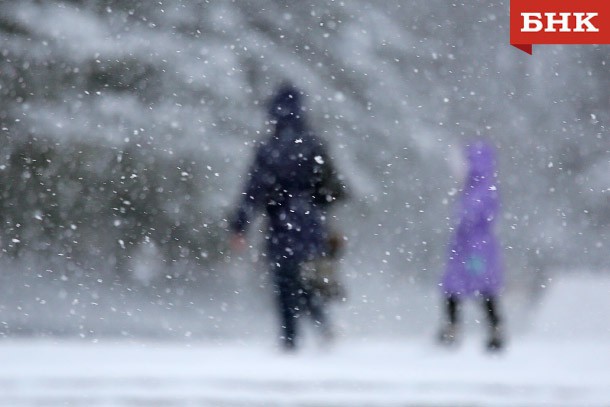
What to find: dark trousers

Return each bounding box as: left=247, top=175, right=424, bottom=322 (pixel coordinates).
left=445, top=294, right=501, bottom=329
left=273, top=258, right=326, bottom=349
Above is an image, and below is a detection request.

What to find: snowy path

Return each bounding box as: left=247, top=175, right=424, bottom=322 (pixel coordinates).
left=2, top=337, right=609, bottom=406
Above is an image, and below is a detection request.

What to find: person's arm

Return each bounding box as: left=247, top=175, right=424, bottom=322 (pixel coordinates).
left=459, top=188, right=499, bottom=230
left=229, top=147, right=268, bottom=246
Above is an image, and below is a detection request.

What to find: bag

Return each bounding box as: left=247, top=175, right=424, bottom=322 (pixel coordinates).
left=313, top=154, right=347, bottom=206
left=300, top=232, right=346, bottom=301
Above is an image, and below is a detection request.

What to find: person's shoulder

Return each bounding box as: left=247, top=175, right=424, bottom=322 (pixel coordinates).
left=254, top=134, right=275, bottom=151
left=250, top=138, right=273, bottom=164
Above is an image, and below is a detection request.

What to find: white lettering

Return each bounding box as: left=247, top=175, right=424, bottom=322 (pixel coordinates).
left=544, top=13, right=572, bottom=32
left=521, top=12, right=601, bottom=33
left=573, top=12, right=599, bottom=32
left=521, top=13, right=543, bottom=32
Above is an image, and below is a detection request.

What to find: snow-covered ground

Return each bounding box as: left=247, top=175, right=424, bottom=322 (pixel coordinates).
left=2, top=336, right=610, bottom=406
left=2, top=274, right=610, bottom=406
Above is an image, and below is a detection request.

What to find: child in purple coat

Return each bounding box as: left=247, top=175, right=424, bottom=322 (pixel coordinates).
left=439, top=140, right=505, bottom=351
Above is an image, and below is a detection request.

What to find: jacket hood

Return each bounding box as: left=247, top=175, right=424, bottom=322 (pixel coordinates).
left=268, top=84, right=303, bottom=121
left=465, top=140, right=496, bottom=179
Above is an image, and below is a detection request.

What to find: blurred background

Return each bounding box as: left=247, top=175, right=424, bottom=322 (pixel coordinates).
left=0, top=0, right=608, bottom=343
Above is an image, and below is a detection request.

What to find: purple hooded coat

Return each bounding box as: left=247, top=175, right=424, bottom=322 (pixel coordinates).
left=441, top=141, right=503, bottom=297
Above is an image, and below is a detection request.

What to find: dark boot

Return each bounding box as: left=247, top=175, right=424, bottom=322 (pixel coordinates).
left=438, top=322, right=458, bottom=346
left=486, top=325, right=504, bottom=352
left=483, top=296, right=504, bottom=352
left=438, top=295, right=459, bottom=346
left=281, top=336, right=297, bottom=352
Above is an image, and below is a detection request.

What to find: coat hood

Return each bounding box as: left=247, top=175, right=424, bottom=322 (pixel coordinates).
left=268, top=84, right=303, bottom=121
left=465, top=140, right=496, bottom=180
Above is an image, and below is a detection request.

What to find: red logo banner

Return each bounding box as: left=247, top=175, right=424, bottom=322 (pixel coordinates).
left=510, top=0, right=610, bottom=54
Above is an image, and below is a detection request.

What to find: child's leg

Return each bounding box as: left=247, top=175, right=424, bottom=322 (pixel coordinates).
left=482, top=295, right=504, bottom=351
left=447, top=295, right=459, bottom=325
left=482, top=296, right=500, bottom=329
left=439, top=295, right=460, bottom=345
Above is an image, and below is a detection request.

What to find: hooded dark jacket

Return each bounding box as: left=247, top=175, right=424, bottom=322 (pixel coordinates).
left=231, top=85, right=331, bottom=264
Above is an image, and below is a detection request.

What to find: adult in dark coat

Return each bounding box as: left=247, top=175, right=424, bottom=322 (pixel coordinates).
left=230, top=84, right=338, bottom=350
